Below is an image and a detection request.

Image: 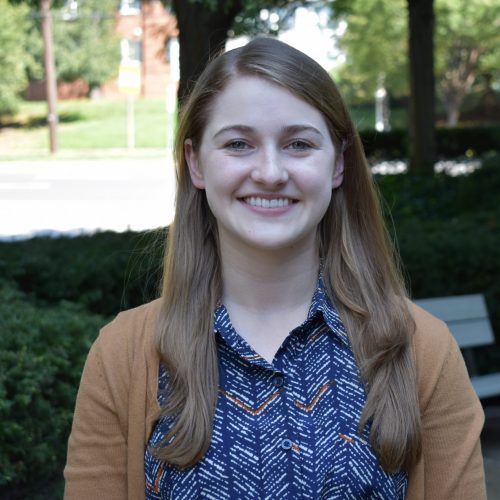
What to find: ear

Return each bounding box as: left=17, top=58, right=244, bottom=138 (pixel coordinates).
left=332, top=152, right=344, bottom=189
left=184, top=139, right=205, bottom=189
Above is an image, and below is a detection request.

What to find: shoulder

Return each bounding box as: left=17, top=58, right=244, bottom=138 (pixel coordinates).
left=406, top=301, right=485, bottom=498
left=408, top=300, right=475, bottom=411
left=410, top=300, right=453, bottom=360
left=93, top=299, right=162, bottom=370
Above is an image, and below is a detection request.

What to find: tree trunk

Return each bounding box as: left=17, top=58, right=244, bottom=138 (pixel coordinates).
left=172, top=0, right=243, bottom=104
left=443, top=88, right=464, bottom=127
left=407, top=0, right=436, bottom=173
left=440, top=44, right=481, bottom=128
left=446, top=106, right=459, bottom=127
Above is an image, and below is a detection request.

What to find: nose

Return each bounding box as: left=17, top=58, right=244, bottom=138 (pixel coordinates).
left=250, top=148, right=288, bottom=186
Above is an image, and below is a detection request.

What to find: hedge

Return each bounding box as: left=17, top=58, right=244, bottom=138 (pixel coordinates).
left=0, top=229, right=165, bottom=317
left=0, top=164, right=499, bottom=495
left=360, top=124, right=500, bottom=159
left=0, top=283, right=106, bottom=498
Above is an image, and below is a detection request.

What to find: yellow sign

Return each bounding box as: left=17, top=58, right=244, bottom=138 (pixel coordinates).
left=118, top=62, right=141, bottom=95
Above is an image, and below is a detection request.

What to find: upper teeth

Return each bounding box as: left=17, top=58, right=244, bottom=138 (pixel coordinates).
left=245, top=197, right=290, bottom=208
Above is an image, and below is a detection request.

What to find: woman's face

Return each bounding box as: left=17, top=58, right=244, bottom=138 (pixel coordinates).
left=185, top=75, right=343, bottom=255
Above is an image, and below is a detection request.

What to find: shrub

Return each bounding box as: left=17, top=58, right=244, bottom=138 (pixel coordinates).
left=376, top=166, right=500, bottom=374
left=376, top=164, right=500, bottom=223
left=436, top=125, right=500, bottom=158
left=0, top=229, right=165, bottom=317
left=359, top=125, right=500, bottom=160
left=0, top=282, right=106, bottom=497
left=0, top=163, right=499, bottom=496
left=360, top=128, right=407, bottom=160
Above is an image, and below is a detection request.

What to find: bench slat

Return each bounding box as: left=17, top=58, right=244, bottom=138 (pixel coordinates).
left=415, top=294, right=494, bottom=347
left=415, top=294, right=488, bottom=321
left=415, top=293, right=500, bottom=399
left=442, top=320, right=494, bottom=348
left=471, top=373, right=500, bottom=399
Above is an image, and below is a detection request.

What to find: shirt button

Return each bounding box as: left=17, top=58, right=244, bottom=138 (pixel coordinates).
left=273, top=374, right=285, bottom=388
left=281, top=439, right=293, bottom=450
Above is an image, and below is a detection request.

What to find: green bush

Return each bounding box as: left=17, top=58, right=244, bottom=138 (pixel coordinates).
left=0, top=163, right=499, bottom=496
left=0, top=1, right=34, bottom=116
left=360, top=125, right=500, bottom=159
left=436, top=126, right=500, bottom=158
left=376, top=166, right=500, bottom=374
left=360, top=128, right=408, bottom=159
left=0, top=282, right=106, bottom=497
left=0, top=229, right=165, bottom=317
left=376, top=163, right=500, bottom=222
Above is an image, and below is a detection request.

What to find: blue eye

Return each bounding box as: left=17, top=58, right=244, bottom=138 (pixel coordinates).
left=288, top=140, right=311, bottom=151
left=226, top=140, right=250, bottom=150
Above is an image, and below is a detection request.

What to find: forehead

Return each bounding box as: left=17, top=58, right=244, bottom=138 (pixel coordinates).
left=204, top=76, right=331, bottom=135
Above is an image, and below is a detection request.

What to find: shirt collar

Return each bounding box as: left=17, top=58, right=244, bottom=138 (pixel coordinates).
left=214, top=274, right=350, bottom=353
left=306, top=273, right=350, bottom=347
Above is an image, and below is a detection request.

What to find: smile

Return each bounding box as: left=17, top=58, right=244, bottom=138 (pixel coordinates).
left=242, top=197, right=294, bottom=208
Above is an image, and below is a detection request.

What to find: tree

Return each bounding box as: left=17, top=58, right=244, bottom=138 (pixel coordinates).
left=0, top=0, right=34, bottom=115
left=55, top=0, right=120, bottom=90
left=168, top=0, right=311, bottom=102
left=332, top=0, right=436, bottom=171
left=334, top=0, right=408, bottom=104
left=407, top=0, right=436, bottom=173
left=335, top=0, right=499, bottom=128
left=171, top=0, right=244, bottom=102
left=435, top=0, right=500, bottom=126
left=26, top=0, right=121, bottom=92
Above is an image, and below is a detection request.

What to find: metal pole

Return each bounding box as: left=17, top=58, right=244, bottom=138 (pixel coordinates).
left=127, top=94, right=135, bottom=150
left=41, top=0, right=59, bottom=154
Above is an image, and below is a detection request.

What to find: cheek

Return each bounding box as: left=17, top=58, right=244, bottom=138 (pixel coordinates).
left=297, top=165, right=335, bottom=196
left=203, top=156, right=249, bottom=192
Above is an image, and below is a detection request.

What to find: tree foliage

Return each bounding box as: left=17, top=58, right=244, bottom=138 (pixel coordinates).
left=435, top=0, right=500, bottom=125
left=166, top=0, right=315, bottom=100
left=0, top=0, right=34, bottom=115
left=335, top=0, right=500, bottom=125
left=334, top=0, right=407, bottom=104
left=26, top=0, right=121, bottom=90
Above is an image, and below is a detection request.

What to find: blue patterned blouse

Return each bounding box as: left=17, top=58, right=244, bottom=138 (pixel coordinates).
left=145, top=279, right=408, bottom=498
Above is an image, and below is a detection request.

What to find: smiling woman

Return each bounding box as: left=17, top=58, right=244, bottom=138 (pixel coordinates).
left=64, top=37, right=486, bottom=500
left=184, top=76, right=339, bottom=255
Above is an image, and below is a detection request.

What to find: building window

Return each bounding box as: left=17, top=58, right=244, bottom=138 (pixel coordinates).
left=120, top=0, right=141, bottom=15
left=62, top=0, right=78, bottom=20
left=121, top=39, right=142, bottom=63
left=164, top=37, right=178, bottom=64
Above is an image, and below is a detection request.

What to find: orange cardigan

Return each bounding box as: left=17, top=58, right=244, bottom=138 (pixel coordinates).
left=64, top=300, right=486, bottom=499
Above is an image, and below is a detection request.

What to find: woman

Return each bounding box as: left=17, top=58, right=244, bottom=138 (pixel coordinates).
left=64, top=38, right=485, bottom=499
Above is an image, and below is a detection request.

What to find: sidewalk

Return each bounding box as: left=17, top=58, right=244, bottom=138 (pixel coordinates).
left=0, top=155, right=176, bottom=239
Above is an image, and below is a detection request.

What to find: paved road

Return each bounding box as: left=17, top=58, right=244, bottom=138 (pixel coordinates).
left=0, top=156, right=176, bottom=239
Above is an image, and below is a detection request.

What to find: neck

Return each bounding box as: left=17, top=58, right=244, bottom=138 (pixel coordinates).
left=220, top=239, right=320, bottom=314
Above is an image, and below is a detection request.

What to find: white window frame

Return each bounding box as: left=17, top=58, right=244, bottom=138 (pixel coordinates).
left=119, top=0, right=141, bottom=15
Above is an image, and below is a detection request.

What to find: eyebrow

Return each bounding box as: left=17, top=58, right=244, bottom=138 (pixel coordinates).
left=212, top=124, right=324, bottom=140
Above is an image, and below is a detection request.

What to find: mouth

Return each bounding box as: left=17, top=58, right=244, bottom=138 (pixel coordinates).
left=241, top=196, right=296, bottom=208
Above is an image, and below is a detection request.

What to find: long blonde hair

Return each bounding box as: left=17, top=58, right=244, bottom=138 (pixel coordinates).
left=155, top=37, right=421, bottom=472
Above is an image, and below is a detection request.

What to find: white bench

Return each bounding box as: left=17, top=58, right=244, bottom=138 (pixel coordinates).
left=415, top=294, right=500, bottom=399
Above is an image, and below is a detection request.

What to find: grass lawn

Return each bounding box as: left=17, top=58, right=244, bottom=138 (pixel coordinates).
left=0, top=98, right=175, bottom=160
left=0, top=98, right=409, bottom=160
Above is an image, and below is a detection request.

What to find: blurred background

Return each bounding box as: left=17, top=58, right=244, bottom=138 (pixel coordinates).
left=0, top=0, right=499, bottom=498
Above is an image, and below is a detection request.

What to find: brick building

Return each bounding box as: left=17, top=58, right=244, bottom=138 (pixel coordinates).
left=26, top=0, right=179, bottom=100
left=106, top=0, right=179, bottom=98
